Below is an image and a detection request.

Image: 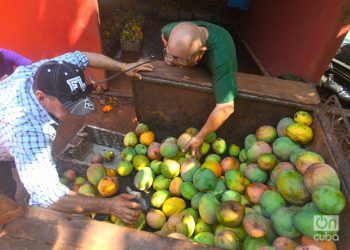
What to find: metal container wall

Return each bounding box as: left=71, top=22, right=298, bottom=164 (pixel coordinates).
left=131, top=65, right=349, bottom=247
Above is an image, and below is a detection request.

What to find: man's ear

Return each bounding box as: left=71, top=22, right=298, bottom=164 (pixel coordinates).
left=35, top=90, right=47, bottom=106
left=200, top=46, right=207, bottom=52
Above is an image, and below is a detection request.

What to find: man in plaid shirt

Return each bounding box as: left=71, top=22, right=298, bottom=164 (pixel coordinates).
left=0, top=51, right=153, bottom=224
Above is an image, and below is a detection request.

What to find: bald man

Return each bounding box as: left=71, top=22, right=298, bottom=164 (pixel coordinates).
left=161, top=21, right=237, bottom=158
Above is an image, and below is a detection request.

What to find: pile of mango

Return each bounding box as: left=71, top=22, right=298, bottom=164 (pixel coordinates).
left=61, top=110, right=345, bottom=249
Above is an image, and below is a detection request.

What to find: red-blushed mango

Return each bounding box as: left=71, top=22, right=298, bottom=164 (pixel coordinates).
left=294, top=150, right=325, bottom=174
left=90, top=153, right=103, bottom=164
left=220, top=156, right=240, bottom=174
left=86, top=163, right=106, bottom=186
left=97, top=176, right=119, bottom=197
left=135, top=123, right=149, bottom=136
left=257, top=153, right=277, bottom=171
left=167, top=212, right=182, bottom=232
left=304, top=163, right=340, bottom=193
left=245, top=183, right=268, bottom=204
left=146, top=209, right=166, bottom=230
left=180, top=158, right=200, bottom=182
left=256, top=125, right=277, bottom=143
left=202, top=160, right=222, bottom=178
left=169, top=176, right=183, bottom=197
left=177, top=132, right=193, bottom=152
left=247, top=141, right=272, bottom=163
left=277, top=117, right=294, bottom=137
left=63, top=169, right=77, bottom=181
left=225, top=170, right=246, bottom=193
left=273, top=237, right=299, bottom=250
left=269, top=162, right=295, bottom=188
left=243, top=212, right=271, bottom=238
left=300, top=235, right=337, bottom=250
left=147, top=142, right=162, bottom=161
left=244, top=163, right=268, bottom=183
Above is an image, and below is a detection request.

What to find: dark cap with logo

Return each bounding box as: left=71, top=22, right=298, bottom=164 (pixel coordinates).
left=33, top=61, right=95, bottom=116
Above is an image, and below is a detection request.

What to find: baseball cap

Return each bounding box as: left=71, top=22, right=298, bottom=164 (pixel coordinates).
left=33, top=61, right=95, bottom=116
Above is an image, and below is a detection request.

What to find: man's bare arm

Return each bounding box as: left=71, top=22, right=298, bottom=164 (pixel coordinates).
left=184, top=101, right=234, bottom=158
left=49, top=191, right=141, bottom=225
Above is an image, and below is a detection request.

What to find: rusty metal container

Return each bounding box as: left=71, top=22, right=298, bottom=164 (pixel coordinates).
left=131, top=61, right=350, bottom=248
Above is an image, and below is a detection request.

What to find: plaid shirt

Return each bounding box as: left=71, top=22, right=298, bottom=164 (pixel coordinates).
left=0, top=51, right=88, bottom=207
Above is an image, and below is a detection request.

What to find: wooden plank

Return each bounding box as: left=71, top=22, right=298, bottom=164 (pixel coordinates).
left=141, top=60, right=320, bottom=105
left=1, top=207, right=219, bottom=250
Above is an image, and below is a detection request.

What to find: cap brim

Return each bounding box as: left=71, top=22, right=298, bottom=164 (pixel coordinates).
left=62, top=96, right=95, bottom=116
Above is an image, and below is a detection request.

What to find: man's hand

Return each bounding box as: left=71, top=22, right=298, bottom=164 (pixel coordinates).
left=108, top=194, right=142, bottom=225
left=183, top=135, right=205, bottom=159
left=125, top=61, right=154, bottom=80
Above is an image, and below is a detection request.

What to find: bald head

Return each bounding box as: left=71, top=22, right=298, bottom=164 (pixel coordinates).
left=168, top=22, right=203, bottom=58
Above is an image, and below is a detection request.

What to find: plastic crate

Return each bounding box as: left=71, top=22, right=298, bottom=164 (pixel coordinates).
left=56, top=124, right=153, bottom=211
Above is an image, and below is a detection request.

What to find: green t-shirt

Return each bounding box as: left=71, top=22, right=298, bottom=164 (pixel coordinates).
left=161, top=21, right=237, bottom=103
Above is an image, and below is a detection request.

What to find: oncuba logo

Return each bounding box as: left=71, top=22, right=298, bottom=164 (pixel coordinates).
left=313, top=215, right=339, bottom=241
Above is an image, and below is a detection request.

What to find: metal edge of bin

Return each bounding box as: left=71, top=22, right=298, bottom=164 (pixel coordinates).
left=140, top=75, right=318, bottom=112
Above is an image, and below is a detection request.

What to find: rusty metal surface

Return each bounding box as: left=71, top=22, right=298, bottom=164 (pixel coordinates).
left=141, top=61, right=321, bottom=105
left=131, top=77, right=314, bottom=146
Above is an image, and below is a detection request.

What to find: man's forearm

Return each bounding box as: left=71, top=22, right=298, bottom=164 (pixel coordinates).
left=83, top=52, right=123, bottom=72
left=49, top=191, right=110, bottom=214
left=197, top=102, right=235, bottom=140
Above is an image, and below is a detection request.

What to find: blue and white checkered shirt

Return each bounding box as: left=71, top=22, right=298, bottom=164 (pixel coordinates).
left=0, top=51, right=88, bottom=207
